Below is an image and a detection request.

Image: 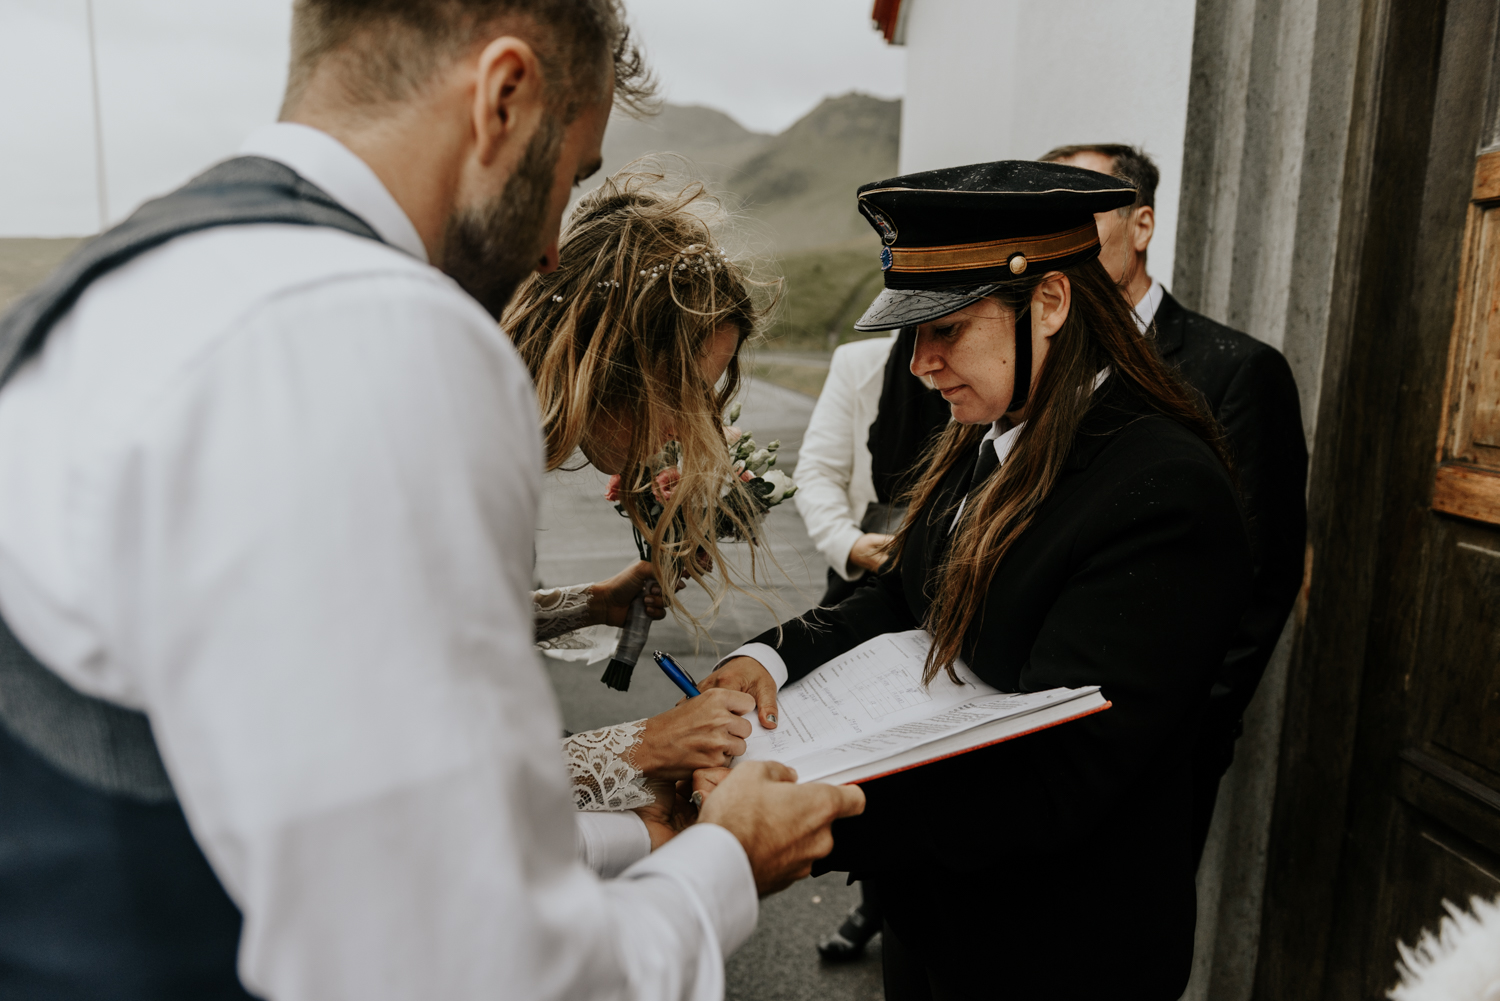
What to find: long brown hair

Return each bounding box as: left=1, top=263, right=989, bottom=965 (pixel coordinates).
left=504, top=169, right=773, bottom=614
left=893, top=257, right=1229, bottom=683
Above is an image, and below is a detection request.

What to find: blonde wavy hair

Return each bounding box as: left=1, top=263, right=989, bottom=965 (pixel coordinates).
left=504, top=169, right=775, bottom=619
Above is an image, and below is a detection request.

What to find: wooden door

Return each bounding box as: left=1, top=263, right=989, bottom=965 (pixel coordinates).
left=1256, top=0, right=1500, bottom=998
left=1363, top=1, right=1500, bottom=969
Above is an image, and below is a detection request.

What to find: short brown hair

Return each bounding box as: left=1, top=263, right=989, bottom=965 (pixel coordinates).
left=1039, top=143, right=1159, bottom=211
left=284, top=0, right=655, bottom=119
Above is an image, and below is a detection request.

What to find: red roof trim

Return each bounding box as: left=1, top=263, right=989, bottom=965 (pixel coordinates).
left=871, top=0, right=903, bottom=44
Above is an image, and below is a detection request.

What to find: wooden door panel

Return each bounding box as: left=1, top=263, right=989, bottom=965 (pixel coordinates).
left=1435, top=150, right=1500, bottom=520
left=1370, top=815, right=1500, bottom=998
left=1257, top=1, right=1500, bottom=997
left=1468, top=204, right=1500, bottom=447
left=1397, top=749, right=1500, bottom=858
left=1426, top=530, right=1500, bottom=776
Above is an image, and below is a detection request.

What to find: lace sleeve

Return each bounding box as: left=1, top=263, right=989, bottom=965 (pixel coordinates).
left=533, top=584, right=593, bottom=642
left=562, top=720, right=656, bottom=811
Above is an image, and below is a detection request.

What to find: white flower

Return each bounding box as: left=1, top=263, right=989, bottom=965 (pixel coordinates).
left=762, top=468, right=794, bottom=504
left=747, top=448, right=772, bottom=473
left=722, top=460, right=747, bottom=497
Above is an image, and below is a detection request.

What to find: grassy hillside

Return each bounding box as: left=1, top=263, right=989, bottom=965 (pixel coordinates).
left=592, top=94, right=900, bottom=253
left=745, top=239, right=891, bottom=399
left=734, top=93, right=900, bottom=253
left=762, top=240, right=887, bottom=352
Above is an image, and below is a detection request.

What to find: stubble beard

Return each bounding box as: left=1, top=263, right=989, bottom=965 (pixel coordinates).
left=441, top=119, right=564, bottom=318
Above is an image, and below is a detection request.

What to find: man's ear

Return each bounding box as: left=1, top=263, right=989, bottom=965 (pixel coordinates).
left=472, top=36, right=545, bottom=167
left=1132, top=205, right=1155, bottom=254
left=1032, top=274, right=1072, bottom=340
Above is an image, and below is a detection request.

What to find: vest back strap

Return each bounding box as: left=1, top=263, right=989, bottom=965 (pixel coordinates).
left=0, top=155, right=385, bottom=801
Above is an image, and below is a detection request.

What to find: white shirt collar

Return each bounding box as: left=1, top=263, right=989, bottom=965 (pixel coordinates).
left=978, top=419, right=1027, bottom=470
left=950, top=367, right=1111, bottom=532
left=974, top=366, right=1112, bottom=467
left=1131, top=277, right=1165, bottom=333
left=238, top=123, right=429, bottom=264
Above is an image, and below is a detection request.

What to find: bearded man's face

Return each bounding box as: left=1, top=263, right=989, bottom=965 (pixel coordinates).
left=441, top=118, right=564, bottom=318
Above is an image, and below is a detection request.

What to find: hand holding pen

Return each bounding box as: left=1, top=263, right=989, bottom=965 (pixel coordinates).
left=652, top=650, right=701, bottom=698
left=624, top=663, right=755, bottom=782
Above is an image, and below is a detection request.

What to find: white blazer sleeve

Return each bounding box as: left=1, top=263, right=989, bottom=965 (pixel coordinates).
left=793, top=346, right=869, bottom=581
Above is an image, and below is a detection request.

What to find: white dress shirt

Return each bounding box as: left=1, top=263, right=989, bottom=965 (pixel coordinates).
left=1132, top=277, right=1165, bottom=333
left=0, top=123, right=755, bottom=1001
left=792, top=334, right=897, bottom=581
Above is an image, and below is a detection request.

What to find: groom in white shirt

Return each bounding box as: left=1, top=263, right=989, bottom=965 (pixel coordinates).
left=0, top=2, right=862, bottom=999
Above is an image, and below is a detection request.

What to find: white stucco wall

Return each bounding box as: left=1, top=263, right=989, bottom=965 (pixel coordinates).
left=897, top=0, right=1197, bottom=287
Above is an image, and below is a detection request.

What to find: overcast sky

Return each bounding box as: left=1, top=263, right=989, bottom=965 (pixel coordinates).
left=0, top=0, right=904, bottom=236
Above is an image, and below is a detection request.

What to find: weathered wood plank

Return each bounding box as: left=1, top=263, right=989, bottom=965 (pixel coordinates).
left=1472, top=149, right=1500, bottom=201
left=1433, top=462, right=1500, bottom=523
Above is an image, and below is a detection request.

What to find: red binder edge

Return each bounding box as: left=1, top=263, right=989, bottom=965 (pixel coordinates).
left=842, top=699, right=1113, bottom=786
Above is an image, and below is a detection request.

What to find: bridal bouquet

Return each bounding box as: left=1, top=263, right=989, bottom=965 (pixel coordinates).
left=600, top=402, right=798, bottom=690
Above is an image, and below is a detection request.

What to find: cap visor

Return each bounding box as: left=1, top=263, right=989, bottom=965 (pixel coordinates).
left=852, top=284, right=1001, bottom=332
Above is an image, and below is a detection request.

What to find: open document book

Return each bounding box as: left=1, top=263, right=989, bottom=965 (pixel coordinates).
left=735, top=630, right=1110, bottom=786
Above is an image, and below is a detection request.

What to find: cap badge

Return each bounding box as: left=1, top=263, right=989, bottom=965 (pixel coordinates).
left=860, top=201, right=900, bottom=245
left=1008, top=253, right=1028, bottom=275
left=880, top=246, right=893, bottom=271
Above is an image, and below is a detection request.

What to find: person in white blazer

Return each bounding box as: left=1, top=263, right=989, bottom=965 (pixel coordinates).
left=791, top=332, right=896, bottom=961
left=794, top=333, right=900, bottom=608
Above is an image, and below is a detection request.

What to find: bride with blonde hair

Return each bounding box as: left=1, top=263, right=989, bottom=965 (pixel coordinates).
left=506, top=170, right=777, bottom=842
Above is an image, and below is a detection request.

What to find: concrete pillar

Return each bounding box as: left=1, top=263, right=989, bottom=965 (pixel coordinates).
left=1173, top=0, right=1364, bottom=997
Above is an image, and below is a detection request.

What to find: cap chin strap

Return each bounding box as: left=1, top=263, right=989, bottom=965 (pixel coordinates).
left=1007, top=310, right=1032, bottom=413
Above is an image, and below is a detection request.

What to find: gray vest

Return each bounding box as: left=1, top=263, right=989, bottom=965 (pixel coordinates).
left=0, top=155, right=384, bottom=801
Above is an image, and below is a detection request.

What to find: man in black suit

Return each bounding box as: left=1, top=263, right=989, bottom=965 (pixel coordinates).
left=1040, top=143, right=1308, bottom=861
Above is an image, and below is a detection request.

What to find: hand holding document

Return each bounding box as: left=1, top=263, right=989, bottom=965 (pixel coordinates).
left=734, top=630, right=1109, bottom=786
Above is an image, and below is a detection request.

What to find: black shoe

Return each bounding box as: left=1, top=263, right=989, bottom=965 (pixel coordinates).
left=816, top=904, right=880, bottom=961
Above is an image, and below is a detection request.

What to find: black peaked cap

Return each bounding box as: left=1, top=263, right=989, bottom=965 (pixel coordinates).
left=853, top=160, right=1136, bottom=331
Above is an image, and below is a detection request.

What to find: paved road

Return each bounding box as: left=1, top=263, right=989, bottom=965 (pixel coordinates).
left=753, top=351, right=833, bottom=370
left=535, top=378, right=884, bottom=1001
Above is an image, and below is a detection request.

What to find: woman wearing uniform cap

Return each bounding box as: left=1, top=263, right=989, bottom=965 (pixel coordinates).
left=696, top=161, right=1253, bottom=999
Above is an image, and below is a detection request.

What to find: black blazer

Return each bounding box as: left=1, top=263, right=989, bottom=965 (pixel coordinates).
left=752, top=377, right=1251, bottom=999
left=1153, top=293, right=1307, bottom=759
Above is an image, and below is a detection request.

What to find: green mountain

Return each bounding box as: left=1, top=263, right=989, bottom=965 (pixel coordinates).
left=596, top=92, right=899, bottom=254
left=599, top=103, right=771, bottom=185
left=733, top=92, right=900, bottom=253
left=590, top=93, right=901, bottom=358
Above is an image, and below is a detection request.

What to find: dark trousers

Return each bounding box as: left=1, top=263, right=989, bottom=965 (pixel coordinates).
left=0, top=721, right=255, bottom=1000
left=1190, top=718, right=1242, bottom=865
left=882, top=919, right=945, bottom=1001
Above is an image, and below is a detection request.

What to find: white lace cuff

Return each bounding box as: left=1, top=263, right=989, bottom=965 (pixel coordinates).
left=533, top=584, right=593, bottom=643
left=563, top=719, right=656, bottom=811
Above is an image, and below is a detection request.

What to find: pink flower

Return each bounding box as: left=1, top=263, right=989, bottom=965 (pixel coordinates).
left=652, top=467, right=681, bottom=504
left=724, top=426, right=743, bottom=446
left=740, top=469, right=754, bottom=482
left=604, top=474, right=623, bottom=502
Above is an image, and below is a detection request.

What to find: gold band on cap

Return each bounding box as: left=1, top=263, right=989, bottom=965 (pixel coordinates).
left=887, top=222, right=1099, bottom=274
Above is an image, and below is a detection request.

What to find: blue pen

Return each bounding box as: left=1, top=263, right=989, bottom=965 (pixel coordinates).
left=652, top=650, right=701, bottom=698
